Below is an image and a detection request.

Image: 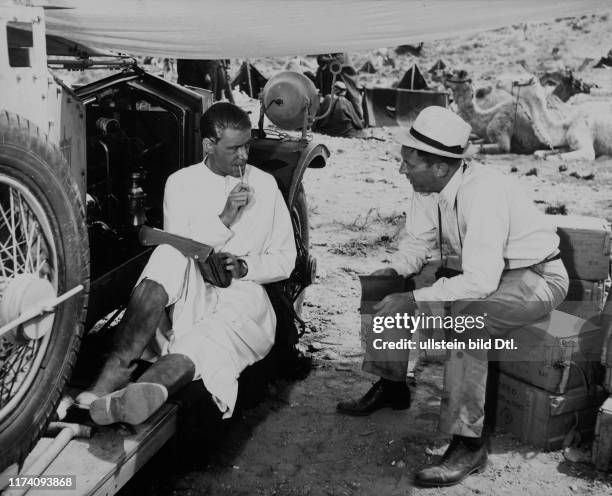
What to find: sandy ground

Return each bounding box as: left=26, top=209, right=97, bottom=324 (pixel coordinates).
left=111, top=13, right=612, bottom=496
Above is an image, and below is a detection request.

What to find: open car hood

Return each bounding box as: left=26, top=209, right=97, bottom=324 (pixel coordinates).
left=40, top=0, right=611, bottom=58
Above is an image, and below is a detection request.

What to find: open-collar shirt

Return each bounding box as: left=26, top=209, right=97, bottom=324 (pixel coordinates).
left=391, top=163, right=560, bottom=302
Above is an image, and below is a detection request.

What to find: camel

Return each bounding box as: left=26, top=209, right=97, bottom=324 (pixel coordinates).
left=497, top=75, right=612, bottom=161
left=444, top=70, right=545, bottom=154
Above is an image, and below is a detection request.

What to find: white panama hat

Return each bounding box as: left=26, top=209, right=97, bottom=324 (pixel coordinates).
left=395, top=106, right=474, bottom=159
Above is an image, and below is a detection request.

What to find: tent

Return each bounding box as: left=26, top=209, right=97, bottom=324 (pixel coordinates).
left=594, top=50, right=612, bottom=68
left=428, top=59, right=448, bottom=74
left=397, top=64, right=429, bottom=90
left=42, top=1, right=610, bottom=58
left=231, top=62, right=269, bottom=98
left=359, top=60, right=377, bottom=74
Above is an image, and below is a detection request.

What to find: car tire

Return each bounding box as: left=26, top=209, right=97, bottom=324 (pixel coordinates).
left=291, top=183, right=308, bottom=317
left=0, top=111, right=89, bottom=471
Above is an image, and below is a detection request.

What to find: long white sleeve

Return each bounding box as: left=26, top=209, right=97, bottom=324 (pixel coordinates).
left=413, top=165, right=559, bottom=303
left=241, top=188, right=297, bottom=284
left=414, top=185, right=507, bottom=302
left=390, top=193, right=438, bottom=277
left=163, top=172, right=234, bottom=247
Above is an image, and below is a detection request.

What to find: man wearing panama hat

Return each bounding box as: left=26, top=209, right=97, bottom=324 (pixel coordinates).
left=337, top=106, right=569, bottom=487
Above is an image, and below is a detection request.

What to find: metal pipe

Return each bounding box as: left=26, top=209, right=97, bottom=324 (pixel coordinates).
left=4, top=423, right=91, bottom=496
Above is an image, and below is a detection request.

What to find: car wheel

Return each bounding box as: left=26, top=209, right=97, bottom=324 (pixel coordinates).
left=291, top=183, right=309, bottom=318
left=0, top=111, right=89, bottom=471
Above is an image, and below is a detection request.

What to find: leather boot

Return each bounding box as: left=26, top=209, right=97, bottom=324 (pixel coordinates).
left=89, top=353, right=195, bottom=425
left=336, top=379, right=411, bottom=416
left=76, top=279, right=169, bottom=406
left=414, top=436, right=488, bottom=487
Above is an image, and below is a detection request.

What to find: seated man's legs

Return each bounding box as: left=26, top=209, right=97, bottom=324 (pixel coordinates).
left=416, top=260, right=568, bottom=487
left=89, top=353, right=195, bottom=425
left=337, top=310, right=412, bottom=416
left=76, top=245, right=192, bottom=409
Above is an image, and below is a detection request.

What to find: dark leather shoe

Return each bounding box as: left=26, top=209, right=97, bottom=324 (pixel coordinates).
left=415, top=437, right=488, bottom=487
left=336, top=379, right=411, bottom=416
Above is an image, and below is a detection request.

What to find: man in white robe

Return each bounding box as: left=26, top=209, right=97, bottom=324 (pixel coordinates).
left=77, top=102, right=296, bottom=423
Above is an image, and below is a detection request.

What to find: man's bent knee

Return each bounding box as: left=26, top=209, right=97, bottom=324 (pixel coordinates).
left=139, top=244, right=190, bottom=304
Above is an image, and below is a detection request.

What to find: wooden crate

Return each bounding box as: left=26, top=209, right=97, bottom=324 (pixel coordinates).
left=493, top=372, right=606, bottom=450
left=549, top=215, right=611, bottom=281
left=495, top=310, right=602, bottom=394
left=557, top=278, right=607, bottom=320
left=593, top=396, right=612, bottom=471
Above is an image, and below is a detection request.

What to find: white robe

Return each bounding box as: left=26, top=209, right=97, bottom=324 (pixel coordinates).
left=139, top=162, right=296, bottom=418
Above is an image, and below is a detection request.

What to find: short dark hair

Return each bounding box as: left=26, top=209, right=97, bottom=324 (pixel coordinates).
left=201, top=102, right=251, bottom=141
left=416, top=149, right=462, bottom=169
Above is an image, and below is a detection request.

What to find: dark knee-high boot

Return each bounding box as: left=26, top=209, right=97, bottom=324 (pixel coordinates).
left=89, top=353, right=195, bottom=425
left=76, top=279, right=169, bottom=406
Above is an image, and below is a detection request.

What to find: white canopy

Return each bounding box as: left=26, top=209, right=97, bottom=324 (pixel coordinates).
left=43, top=0, right=611, bottom=58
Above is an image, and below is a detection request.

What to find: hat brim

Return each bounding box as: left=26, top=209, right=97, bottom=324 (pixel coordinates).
left=394, top=127, right=476, bottom=159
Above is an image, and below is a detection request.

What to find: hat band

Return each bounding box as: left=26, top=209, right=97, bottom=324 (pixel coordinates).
left=409, top=127, right=464, bottom=155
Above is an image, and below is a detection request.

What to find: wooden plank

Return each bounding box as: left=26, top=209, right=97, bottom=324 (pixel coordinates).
left=16, top=403, right=177, bottom=496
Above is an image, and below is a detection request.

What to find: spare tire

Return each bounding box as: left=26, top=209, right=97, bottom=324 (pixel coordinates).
left=0, top=111, right=89, bottom=471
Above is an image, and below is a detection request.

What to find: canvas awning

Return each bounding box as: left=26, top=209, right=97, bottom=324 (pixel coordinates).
left=40, top=0, right=611, bottom=58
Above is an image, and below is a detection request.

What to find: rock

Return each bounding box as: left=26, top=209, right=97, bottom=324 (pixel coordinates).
left=309, top=341, right=324, bottom=351
left=396, top=460, right=406, bottom=469
left=563, top=447, right=591, bottom=464
left=321, top=350, right=339, bottom=360
left=364, top=177, right=375, bottom=183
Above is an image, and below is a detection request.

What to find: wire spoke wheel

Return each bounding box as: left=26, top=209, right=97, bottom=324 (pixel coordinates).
left=0, top=111, right=88, bottom=471
left=0, top=179, right=58, bottom=421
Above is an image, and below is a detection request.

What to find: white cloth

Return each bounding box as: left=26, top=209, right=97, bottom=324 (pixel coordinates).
left=139, top=162, right=296, bottom=418
left=390, top=163, right=560, bottom=302
left=44, top=1, right=610, bottom=59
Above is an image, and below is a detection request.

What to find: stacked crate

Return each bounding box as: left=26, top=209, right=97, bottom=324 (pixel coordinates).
left=493, top=215, right=611, bottom=450
left=593, top=278, right=612, bottom=469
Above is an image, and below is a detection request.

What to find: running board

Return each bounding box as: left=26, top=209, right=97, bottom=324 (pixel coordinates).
left=1, top=403, right=177, bottom=496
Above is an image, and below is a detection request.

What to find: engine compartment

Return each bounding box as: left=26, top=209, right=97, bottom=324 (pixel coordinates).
left=85, top=89, right=180, bottom=276
left=73, top=66, right=326, bottom=329
left=75, top=69, right=206, bottom=327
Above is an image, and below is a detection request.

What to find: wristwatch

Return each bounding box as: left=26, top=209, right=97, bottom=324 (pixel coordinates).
left=236, top=258, right=248, bottom=278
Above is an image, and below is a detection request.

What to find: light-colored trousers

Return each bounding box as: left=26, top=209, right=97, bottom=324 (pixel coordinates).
left=363, top=259, right=569, bottom=438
